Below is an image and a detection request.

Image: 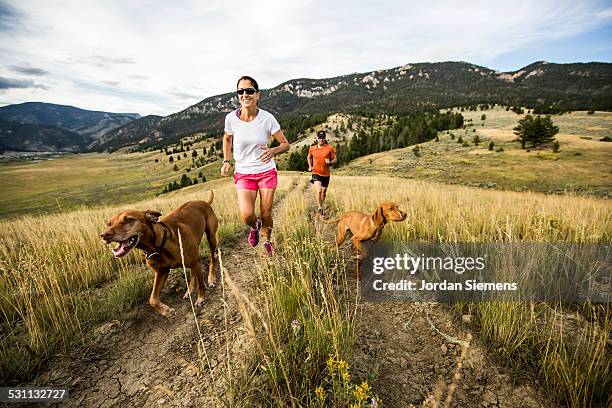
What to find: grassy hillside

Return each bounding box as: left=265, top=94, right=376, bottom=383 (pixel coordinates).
left=0, top=139, right=224, bottom=219
left=323, top=176, right=610, bottom=407
left=0, top=108, right=609, bottom=221
left=337, top=108, right=612, bottom=197
left=1, top=173, right=609, bottom=406
left=0, top=176, right=298, bottom=384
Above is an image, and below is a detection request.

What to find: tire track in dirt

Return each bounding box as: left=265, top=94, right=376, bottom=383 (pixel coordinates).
left=28, top=179, right=303, bottom=408
left=306, top=191, right=550, bottom=408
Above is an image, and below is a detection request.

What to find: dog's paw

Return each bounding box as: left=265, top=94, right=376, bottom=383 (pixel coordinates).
left=183, top=290, right=191, bottom=300
left=208, top=274, right=216, bottom=287
left=195, top=297, right=205, bottom=307
left=161, top=307, right=176, bottom=319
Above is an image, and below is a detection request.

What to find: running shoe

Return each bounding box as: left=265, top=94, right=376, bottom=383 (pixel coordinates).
left=317, top=208, right=324, bottom=217
left=248, top=219, right=262, bottom=247
left=263, top=241, right=274, bottom=256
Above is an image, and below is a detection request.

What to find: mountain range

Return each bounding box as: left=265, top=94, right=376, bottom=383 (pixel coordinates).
left=1, top=61, right=610, bottom=153
left=0, top=102, right=139, bottom=152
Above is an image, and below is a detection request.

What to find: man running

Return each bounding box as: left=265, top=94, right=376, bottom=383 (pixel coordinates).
left=307, top=130, right=337, bottom=216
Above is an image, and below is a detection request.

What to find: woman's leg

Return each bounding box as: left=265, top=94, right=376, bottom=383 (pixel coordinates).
left=259, top=188, right=276, bottom=242
left=236, top=188, right=258, bottom=228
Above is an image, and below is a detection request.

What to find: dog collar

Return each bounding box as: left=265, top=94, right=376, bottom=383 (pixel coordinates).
left=146, top=223, right=168, bottom=259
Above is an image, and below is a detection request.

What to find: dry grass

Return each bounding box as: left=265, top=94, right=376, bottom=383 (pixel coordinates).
left=1, top=168, right=609, bottom=406
left=0, top=177, right=301, bottom=384
left=225, top=177, right=376, bottom=406
left=325, top=175, right=611, bottom=407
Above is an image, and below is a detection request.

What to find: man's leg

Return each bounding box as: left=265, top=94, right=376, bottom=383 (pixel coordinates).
left=320, top=186, right=328, bottom=206
left=314, top=181, right=323, bottom=210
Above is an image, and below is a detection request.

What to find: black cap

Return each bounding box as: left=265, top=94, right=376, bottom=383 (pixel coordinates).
left=316, top=130, right=326, bottom=139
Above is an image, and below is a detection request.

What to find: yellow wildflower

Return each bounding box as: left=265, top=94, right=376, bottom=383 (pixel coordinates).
left=326, top=355, right=335, bottom=371
left=315, top=386, right=325, bottom=399
left=353, top=385, right=366, bottom=401
left=360, top=382, right=371, bottom=394
left=342, top=371, right=350, bottom=382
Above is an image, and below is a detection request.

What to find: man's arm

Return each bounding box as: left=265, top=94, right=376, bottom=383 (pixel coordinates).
left=329, top=148, right=337, bottom=164
left=307, top=150, right=313, bottom=171
left=325, top=147, right=337, bottom=164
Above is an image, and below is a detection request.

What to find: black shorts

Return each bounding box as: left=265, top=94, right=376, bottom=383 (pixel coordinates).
left=310, top=174, right=330, bottom=188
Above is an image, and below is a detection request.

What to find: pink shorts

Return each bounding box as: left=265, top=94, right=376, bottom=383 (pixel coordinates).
left=233, top=168, right=278, bottom=190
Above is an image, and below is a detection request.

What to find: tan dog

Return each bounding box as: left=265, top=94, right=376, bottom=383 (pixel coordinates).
left=100, top=191, right=218, bottom=318
left=324, top=202, right=407, bottom=278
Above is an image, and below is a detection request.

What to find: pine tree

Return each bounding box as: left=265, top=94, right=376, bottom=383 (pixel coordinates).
left=514, top=115, right=559, bottom=148
left=180, top=174, right=191, bottom=188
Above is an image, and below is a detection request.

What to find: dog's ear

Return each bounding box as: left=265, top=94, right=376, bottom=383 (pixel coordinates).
left=145, top=210, right=162, bottom=224
left=373, top=206, right=385, bottom=226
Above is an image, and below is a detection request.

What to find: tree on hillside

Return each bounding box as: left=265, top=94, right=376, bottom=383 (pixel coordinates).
left=287, top=145, right=309, bottom=171
left=513, top=115, right=558, bottom=149
left=179, top=174, right=192, bottom=188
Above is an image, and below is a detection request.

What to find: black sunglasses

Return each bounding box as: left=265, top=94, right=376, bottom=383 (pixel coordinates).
left=237, top=88, right=258, bottom=95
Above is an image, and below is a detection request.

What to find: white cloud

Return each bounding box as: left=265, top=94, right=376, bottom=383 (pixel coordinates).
left=0, top=0, right=609, bottom=115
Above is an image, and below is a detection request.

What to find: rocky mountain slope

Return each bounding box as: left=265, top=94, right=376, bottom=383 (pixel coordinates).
left=95, top=61, right=611, bottom=151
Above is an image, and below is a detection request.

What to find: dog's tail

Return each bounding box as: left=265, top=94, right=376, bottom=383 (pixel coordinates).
left=320, top=217, right=341, bottom=224
left=206, top=189, right=214, bottom=205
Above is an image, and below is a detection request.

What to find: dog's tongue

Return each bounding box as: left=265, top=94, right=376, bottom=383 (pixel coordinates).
left=112, top=241, right=130, bottom=257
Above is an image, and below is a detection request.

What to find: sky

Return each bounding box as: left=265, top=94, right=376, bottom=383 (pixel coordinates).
left=0, top=0, right=611, bottom=117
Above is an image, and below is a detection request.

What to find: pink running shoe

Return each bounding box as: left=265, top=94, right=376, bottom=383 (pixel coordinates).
left=263, top=241, right=274, bottom=256
left=248, top=219, right=262, bottom=247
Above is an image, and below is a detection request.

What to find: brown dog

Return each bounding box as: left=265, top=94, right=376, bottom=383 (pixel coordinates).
left=324, top=202, right=407, bottom=278
left=100, top=191, right=218, bottom=318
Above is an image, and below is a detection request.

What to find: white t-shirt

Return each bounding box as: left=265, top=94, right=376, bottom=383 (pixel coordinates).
left=224, top=108, right=281, bottom=174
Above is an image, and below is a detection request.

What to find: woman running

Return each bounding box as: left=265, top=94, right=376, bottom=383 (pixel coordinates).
left=221, top=75, right=290, bottom=256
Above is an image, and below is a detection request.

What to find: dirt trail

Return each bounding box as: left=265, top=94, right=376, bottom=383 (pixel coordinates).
left=29, top=181, right=303, bottom=408
left=31, top=181, right=548, bottom=407
left=308, top=194, right=549, bottom=408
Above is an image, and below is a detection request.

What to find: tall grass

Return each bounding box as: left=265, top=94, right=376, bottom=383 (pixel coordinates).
left=325, top=176, right=611, bottom=407
left=0, top=179, right=251, bottom=384
left=227, top=178, right=375, bottom=406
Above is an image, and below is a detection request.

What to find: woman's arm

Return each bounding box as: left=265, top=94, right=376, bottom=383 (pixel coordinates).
left=260, top=129, right=290, bottom=163
left=221, top=132, right=233, bottom=176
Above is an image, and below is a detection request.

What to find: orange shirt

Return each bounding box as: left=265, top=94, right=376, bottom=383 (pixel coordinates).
left=308, top=144, right=336, bottom=176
